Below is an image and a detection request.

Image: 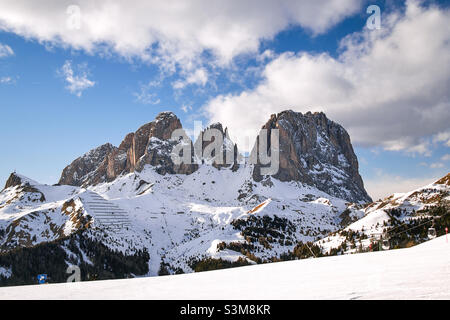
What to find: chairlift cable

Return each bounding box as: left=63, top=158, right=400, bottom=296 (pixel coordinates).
left=385, top=210, right=449, bottom=238
left=386, top=210, right=449, bottom=238
left=305, top=243, right=317, bottom=258
left=386, top=214, right=434, bottom=234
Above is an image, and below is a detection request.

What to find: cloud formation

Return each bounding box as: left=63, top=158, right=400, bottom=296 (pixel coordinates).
left=58, top=60, right=95, bottom=97
left=133, top=82, right=161, bottom=105
left=364, top=170, right=442, bottom=201
left=434, top=130, right=450, bottom=148
left=173, top=68, right=209, bottom=90
left=0, top=43, right=13, bottom=58
left=0, top=0, right=362, bottom=74
left=0, top=76, right=16, bottom=84
left=205, top=1, right=450, bottom=154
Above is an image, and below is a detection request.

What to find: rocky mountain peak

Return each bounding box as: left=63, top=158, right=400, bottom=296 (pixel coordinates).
left=58, top=143, right=117, bottom=186
left=252, top=110, right=372, bottom=203
left=4, top=172, right=23, bottom=190
left=149, top=111, right=182, bottom=141
left=2, top=172, right=46, bottom=202
left=435, top=173, right=450, bottom=186
left=207, top=122, right=225, bottom=133
left=58, top=109, right=371, bottom=204
left=58, top=112, right=195, bottom=187
left=194, top=122, right=239, bottom=171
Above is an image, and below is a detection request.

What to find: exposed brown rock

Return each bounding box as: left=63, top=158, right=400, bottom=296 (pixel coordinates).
left=3, top=173, right=45, bottom=202
left=58, top=112, right=197, bottom=187
left=4, top=173, right=22, bottom=190
left=194, top=122, right=240, bottom=171
left=435, top=173, right=450, bottom=186
left=252, top=110, right=371, bottom=203
left=58, top=109, right=371, bottom=203
left=58, top=143, right=117, bottom=186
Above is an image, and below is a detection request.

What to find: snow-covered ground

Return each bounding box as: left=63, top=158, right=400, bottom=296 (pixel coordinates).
left=1, top=235, right=448, bottom=300
left=1, top=166, right=359, bottom=274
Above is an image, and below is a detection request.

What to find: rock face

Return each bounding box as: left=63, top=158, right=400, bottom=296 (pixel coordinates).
left=58, top=112, right=197, bottom=187
left=4, top=173, right=23, bottom=190
left=3, top=173, right=46, bottom=202
left=58, top=109, right=371, bottom=204
left=104, top=111, right=197, bottom=178
left=435, top=173, right=450, bottom=186
left=58, top=143, right=117, bottom=186
left=193, top=122, right=240, bottom=171
left=252, top=110, right=372, bottom=203
left=135, top=135, right=198, bottom=176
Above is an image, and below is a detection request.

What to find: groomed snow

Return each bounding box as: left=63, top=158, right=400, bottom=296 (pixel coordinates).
left=0, top=235, right=448, bottom=300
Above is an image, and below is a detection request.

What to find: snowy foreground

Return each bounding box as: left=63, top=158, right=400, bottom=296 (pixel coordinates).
left=1, top=235, right=449, bottom=300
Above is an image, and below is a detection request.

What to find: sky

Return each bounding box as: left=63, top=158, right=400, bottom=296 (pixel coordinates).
left=0, top=0, right=449, bottom=200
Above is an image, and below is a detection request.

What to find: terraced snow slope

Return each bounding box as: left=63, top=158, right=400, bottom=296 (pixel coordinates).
left=80, top=191, right=131, bottom=233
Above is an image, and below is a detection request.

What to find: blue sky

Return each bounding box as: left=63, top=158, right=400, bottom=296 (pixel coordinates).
left=0, top=0, right=449, bottom=200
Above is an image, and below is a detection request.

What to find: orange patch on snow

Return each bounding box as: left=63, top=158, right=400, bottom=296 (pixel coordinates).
left=248, top=199, right=270, bottom=214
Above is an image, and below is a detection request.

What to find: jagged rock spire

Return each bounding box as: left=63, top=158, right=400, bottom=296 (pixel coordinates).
left=58, top=112, right=197, bottom=187
left=58, top=109, right=371, bottom=204
left=193, top=122, right=240, bottom=171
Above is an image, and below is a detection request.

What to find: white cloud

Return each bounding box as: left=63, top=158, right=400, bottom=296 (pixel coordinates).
left=133, top=82, right=161, bottom=105
left=173, top=68, right=208, bottom=89
left=0, top=44, right=16, bottom=85
left=0, top=0, right=362, bottom=73
left=365, top=175, right=439, bottom=201
left=257, top=49, right=276, bottom=63
left=429, top=162, right=444, bottom=169
left=58, top=60, right=95, bottom=97
left=0, top=43, right=13, bottom=58
left=433, top=130, right=450, bottom=147
left=418, top=157, right=449, bottom=169
left=364, top=170, right=442, bottom=201
left=181, top=105, right=193, bottom=113
left=382, top=138, right=432, bottom=157
left=205, top=1, right=450, bottom=153
left=0, top=76, right=15, bottom=84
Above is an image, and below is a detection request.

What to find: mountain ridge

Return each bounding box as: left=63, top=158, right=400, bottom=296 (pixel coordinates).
left=57, top=109, right=370, bottom=203
left=6, top=109, right=436, bottom=286
left=0, top=164, right=448, bottom=284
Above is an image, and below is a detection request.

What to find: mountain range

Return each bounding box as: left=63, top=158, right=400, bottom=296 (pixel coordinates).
left=0, top=110, right=448, bottom=285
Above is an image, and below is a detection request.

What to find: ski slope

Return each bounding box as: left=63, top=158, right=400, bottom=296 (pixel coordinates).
left=1, top=235, right=448, bottom=300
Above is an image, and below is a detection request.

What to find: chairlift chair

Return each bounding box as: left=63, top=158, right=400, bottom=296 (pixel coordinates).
left=428, top=227, right=437, bottom=240
left=428, top=218, right=437, bottom=240
left=381, top=231, right=390, bottom=250
left=381, top=239, right=390, bottom=250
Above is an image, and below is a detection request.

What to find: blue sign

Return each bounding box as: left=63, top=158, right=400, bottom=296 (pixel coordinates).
left=37, top=274, right=47, bottom=284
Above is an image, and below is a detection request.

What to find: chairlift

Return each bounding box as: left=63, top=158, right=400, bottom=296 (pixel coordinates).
left=428, top=218, right=437, bottom=240
left=381, top=239, right=390, bottom=250
left=428, top=227, right=437, bottom=240
left=381, top=232, right=390, bottom=250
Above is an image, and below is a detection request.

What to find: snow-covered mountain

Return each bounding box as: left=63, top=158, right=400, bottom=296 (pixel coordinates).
left=1, top=110, right=445, bottom=286
left=317, top=173, right=450, bottom=255
left=57, top=110, right=370, bottom=203
left=0, top=165, right=360, bottom=280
